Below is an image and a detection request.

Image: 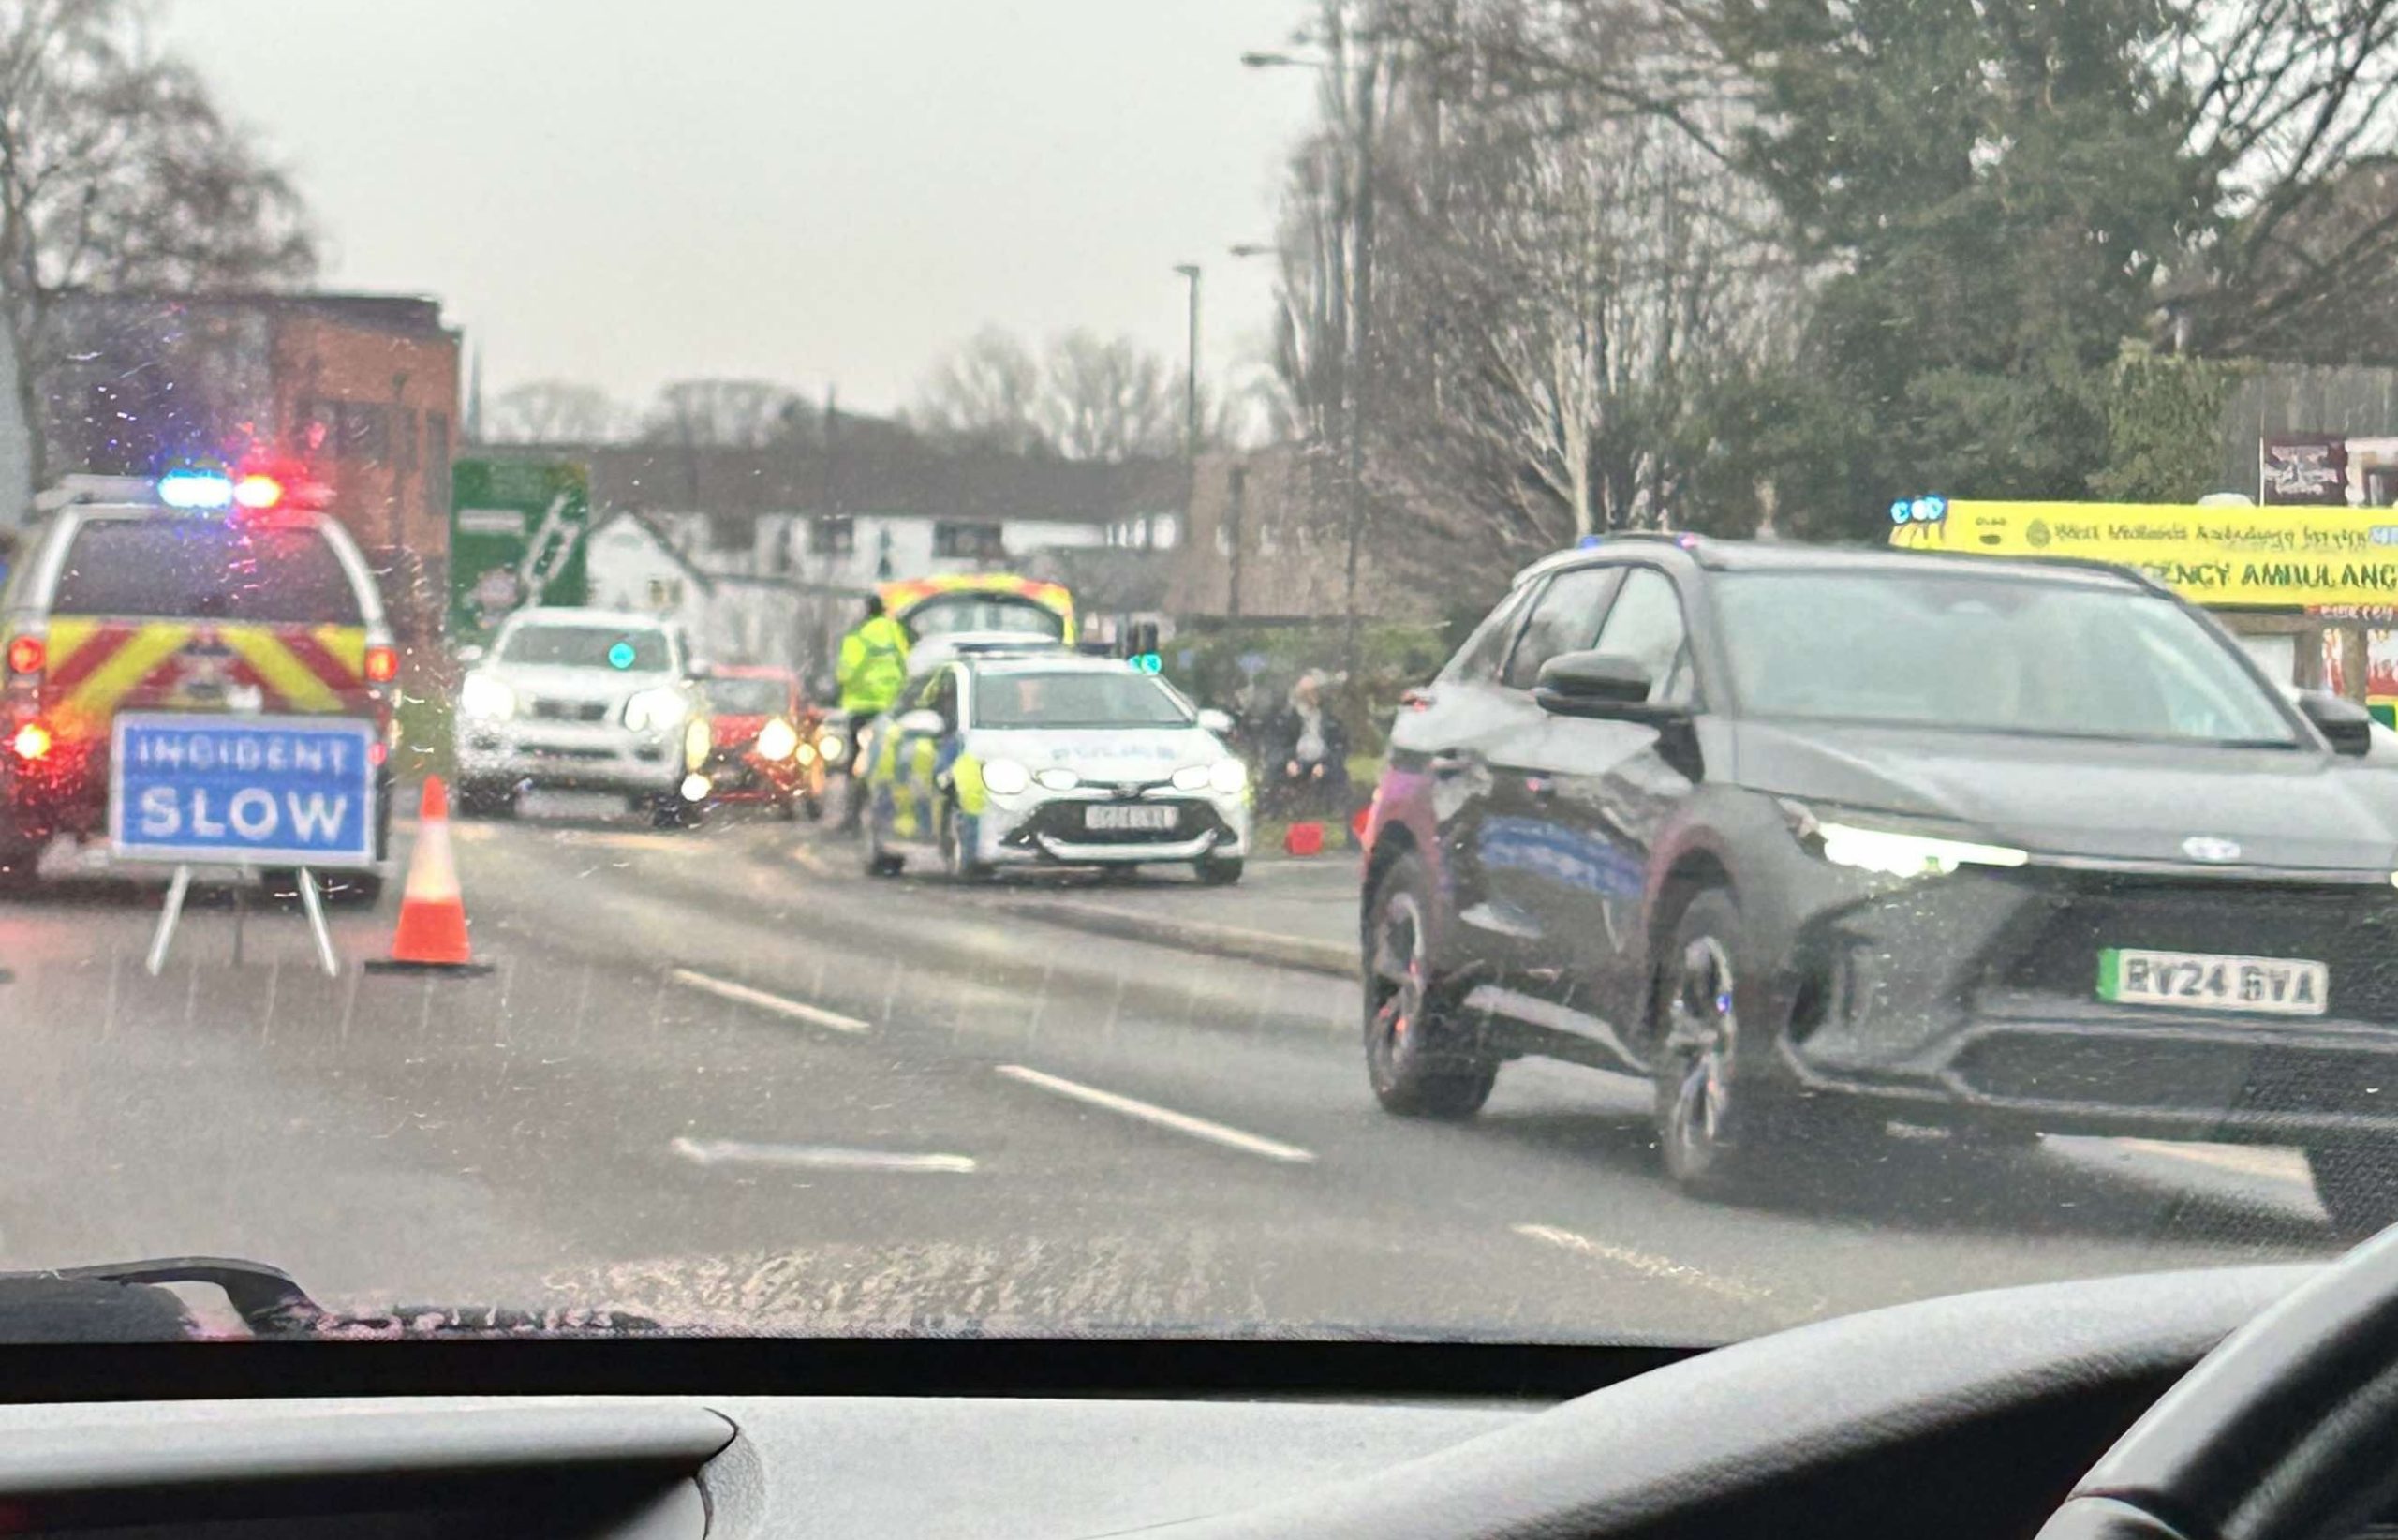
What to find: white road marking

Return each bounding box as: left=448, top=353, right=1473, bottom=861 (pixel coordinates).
left=670, top=1137, right=975, bottom=1174
left=1510, top=1223, right=1772, bottom=1304
left=2110, top=1139, right=2313, bottom=1185
left=669, top=968, right=871, bottom=1035
left=789, top=842, right=834, bottom=878
left=994, top=1064, right=1317, bottom=1163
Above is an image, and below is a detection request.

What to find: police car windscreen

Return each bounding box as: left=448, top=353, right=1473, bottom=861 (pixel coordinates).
left=1715, top=571, right=2300, bottom=747
left=52, top=521, right=363, bottom=624
left=979, top=672, right=1192, bottom=729
left=501, top=624, right=672, bottom=671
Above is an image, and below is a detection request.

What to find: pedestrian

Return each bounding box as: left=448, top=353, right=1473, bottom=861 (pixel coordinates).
left=1266, top=671, right=1351, bottom=820
left=835, top=594, right=910, bottom=831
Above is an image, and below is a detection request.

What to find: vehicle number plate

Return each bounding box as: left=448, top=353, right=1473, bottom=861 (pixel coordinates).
left=1085, top=804, right=1175, bottom=832
left=2097, top=948, right=2328, bottom=1016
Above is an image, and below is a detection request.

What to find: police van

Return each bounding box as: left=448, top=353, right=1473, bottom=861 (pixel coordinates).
left=0, top=471, right=399, bottom=899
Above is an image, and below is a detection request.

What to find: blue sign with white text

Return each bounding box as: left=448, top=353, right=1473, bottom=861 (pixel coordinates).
left=111, top=714, right=377, bottom=869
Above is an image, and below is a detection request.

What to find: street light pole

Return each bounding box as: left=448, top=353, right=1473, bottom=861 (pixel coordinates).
left=1174, top=263, right=1202, bottom=460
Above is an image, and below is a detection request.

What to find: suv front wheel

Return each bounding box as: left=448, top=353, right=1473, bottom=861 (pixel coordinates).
left=1650, top=889, right=1882, bottom=1201
left=1363, top=853, right=1498, bottom=1118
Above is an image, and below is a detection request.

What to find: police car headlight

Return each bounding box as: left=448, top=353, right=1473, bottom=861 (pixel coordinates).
left=1035, top=766, right=1080, bottom=791
left=460, top=673, right=516, bottom=721
left=756, top=718, right=802, bottom=761
left=983, top=758, right=1031, bottom=796
left=1171, top=763, right=1213, bottom=792
left=624, top=687, right=688, bottom=733
left=1208, top=758, right=1248, bottom=795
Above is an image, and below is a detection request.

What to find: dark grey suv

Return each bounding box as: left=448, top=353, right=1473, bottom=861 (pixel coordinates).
left=1358, top=535, right=2398, bottom=1230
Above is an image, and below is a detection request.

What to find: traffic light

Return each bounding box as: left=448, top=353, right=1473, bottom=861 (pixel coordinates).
left=1124, top=620, right=1162, bottom=674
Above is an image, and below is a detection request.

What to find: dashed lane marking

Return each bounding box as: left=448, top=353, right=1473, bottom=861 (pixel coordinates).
left=1510, top=1223, right=1773, bottom=1305
left=669, top=968, right=872, bottom=1035
left=670, top=1137, right=975, bottom=1174
left=993, top=1064, right=1317, bottom=1164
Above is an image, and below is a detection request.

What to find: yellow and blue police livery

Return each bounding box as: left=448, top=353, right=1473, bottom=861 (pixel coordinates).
left=862, top=652, right=1250, bottom=884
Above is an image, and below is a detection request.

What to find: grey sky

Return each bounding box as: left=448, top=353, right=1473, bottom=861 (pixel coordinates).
left=162, top=1, right=1318, bottom=421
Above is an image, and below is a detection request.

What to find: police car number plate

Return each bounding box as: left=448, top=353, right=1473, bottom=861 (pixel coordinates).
left=1085, top=805, right=1175, bottom=832
left=2097, top=948, right=2327, bottom=1015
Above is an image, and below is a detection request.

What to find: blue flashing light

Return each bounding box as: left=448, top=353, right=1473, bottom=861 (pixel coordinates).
left=1576, top=533, right=1605, bottom=548
left=1132, top=653, right=1162, bottom=674
left=157, top=470, right=234, bottom=511
left=606, top=641, right=637, bottom=670
left=1891, top=494, right=1950, bottom=526
left=1889, top=499, right=1912, bottom=525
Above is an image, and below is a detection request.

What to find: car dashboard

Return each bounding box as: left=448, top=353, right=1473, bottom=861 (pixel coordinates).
left=0, top=1264, right=2364, bottom=1539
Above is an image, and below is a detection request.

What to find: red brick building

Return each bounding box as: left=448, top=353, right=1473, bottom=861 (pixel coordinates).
left=35, top=291, right=461, bottom=633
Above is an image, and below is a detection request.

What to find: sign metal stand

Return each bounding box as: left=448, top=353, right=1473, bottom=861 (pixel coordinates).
left=143, top=865, right=337, bottom=978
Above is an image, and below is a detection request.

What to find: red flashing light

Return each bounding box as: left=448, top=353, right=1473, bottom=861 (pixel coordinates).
left=363, top=644, right=399, bottom=684
left=9, top=722, right=51, bottom=762
left=5, top=636, right=42, bottom=676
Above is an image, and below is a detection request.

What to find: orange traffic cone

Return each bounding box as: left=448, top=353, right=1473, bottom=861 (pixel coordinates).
left=364, top=777, right=493, bottom=975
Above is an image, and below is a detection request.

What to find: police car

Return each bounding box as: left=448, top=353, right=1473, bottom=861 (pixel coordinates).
left=0, top=470, right=398, bottom=898
left=863, top=651, right=1250, bottom=882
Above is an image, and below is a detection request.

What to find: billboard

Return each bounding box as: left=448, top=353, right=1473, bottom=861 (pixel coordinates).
left=449, top=458, right=590, bottom=644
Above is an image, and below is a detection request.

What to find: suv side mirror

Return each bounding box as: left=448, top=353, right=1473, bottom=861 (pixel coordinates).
left=455, top=644, right=485, bottom=666
left=1196, top=707, right=1235, bottom=735
left=1535, top=650, right=1682, bottom=722
left=2300, top=690, right=2376, bottom=757
left=894, top=708, right=948, bottom=737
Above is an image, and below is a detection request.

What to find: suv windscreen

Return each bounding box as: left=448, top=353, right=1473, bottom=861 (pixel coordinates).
left=499, top=625, right=673, bottom=672
left=1716, top=571, right=2300, bottom=746
left=51, top=519, right=362, bottom=624
left=976, top=672, right=1192, bottom=729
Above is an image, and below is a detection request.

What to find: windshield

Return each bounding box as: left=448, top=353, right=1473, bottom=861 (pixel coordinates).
left=1717, top=572, right=2302, bottom=747
left=976, top=671, right=1192, bottom=729
left=905, top=598, right=1064, bottom=640
left=52, top=520, right=362, bottom=624
left=9, top=0, right=2396, bottom=1360
left=703, top=677, right=788, bottom=715
left=498, top=625, right=671, bottom=672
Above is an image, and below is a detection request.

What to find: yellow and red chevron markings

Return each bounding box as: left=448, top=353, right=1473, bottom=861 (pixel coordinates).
left=39, top=619, right=369, bottom=738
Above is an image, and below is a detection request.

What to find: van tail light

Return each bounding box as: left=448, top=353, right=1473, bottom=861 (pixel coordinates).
left=6, top=635, right=42, bottom=677
left=363, top=644, right=399, bottom=684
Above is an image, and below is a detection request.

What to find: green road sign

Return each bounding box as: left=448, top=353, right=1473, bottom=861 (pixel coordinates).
left=450, top=458, right=590, bottom=644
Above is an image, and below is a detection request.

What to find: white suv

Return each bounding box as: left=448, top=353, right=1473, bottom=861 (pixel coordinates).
left=452, top=608, right=713, bottom=824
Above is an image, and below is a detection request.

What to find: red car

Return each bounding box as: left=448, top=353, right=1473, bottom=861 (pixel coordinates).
left=696, top=665, right=825, bottom=819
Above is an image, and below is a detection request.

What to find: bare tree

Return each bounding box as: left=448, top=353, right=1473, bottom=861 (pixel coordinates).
left=0, top=0, right=315, bottom=488
left=1037, top=330, right=1179, bottom=461
left=638, top=378, right=806, bottom=450
left=911, top=326, right=1045, bottom=453
left=486, top=378, right=627, bottom=443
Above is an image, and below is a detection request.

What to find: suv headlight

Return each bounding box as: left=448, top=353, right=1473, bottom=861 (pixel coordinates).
left=983, top=758, right=1031, bottom=796
left=624, top=687, right=688, bottom=733
left=756, top=718, right=801, bottom=761
left=459, top=673, right=516, bottom=721
left=1786, top=802, right=2026, bottom=877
